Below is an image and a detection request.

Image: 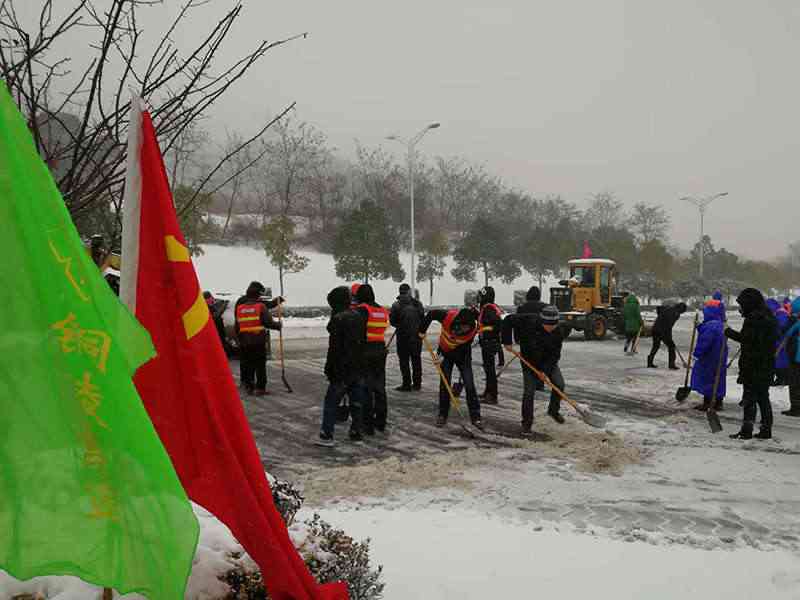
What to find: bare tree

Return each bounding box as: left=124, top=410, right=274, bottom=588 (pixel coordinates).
left=627, top=202, right=671, bottom=246
left=585, top=191, right=626, bottom=230
left=433, top=157, right=500, bottom=235
left=0, top=0, right=304, bottom=245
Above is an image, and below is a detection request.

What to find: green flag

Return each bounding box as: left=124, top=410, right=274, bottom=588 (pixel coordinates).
left=0, top=86, right=199, bottom=598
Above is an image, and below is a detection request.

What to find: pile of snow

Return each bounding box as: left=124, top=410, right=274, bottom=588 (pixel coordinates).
left=195, top=244, right=560, bottom=307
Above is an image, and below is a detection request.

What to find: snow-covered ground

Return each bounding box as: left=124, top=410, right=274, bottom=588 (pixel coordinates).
left=195, top=244, right=560, bottom=307
left=312, top=507, right=800, bottom=600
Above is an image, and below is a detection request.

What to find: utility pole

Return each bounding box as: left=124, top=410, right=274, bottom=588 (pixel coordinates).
left=680, top=192, right=728, bottom=279
left=387, top=123, right=440, bottom=298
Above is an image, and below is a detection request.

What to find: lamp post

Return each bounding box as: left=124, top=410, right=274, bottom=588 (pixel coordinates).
left=680, top=192, right=728, bottom=279
left=387, top=122, right=440, bottom=298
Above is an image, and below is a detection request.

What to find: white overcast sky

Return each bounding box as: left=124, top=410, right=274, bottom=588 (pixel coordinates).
left=29, top=1, right=800, bottom=258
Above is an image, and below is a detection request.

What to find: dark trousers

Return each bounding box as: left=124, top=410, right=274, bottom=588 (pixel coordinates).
left=624, top=332, right=637, bottom=351
left=522, top=363, right=563, bottom=427
left=438, top=354, right=481, bottom=420
left=397, top=337, right=422, bottom=388
left=649, top=332, right=676, bottom=366
left=790, top=363, right=800, bottom=411
left=480, top=343, right=499, bottom=396
left=363, top=363, right=388, bottom=432
left=321, top=379, right=367, bottom=437
left=240, top=344, right=267, bottom=391
left=741, top=383, right=772, bottom=434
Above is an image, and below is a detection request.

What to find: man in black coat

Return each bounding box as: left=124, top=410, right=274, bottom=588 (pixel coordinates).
left=725, top=288, right=778, bottom=440
left=390, top=283, right=425, bottom=391
left=419, top=306, right=483, bottom=429
left=353, top=283, right=391, bottom=435
left=316, top=286, right=369, bottom=447
left=518, top=286, right=547, bottom=317
left=503, top=305, right=566, bottom=435
left=234, top=281, right=283, bottom=395
left=647, top=302, right=688, bottom=369
left=477, top=286, right=504, bottom=405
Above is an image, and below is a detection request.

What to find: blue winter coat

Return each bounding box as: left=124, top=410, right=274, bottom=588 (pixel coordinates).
left=691, top=305, right=728, bottom=399
left=767, top=298, right=790, bottom=370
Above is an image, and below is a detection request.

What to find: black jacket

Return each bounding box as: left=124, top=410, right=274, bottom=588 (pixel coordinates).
left=725, top=289, right=777, bottom=387
left=390, top=293, right=425, bottom=343
left=420, top=308, right=478, bottom=364
left=478, top=302, right=503, bottom=352
left=324, top=309, right=367, bottom=384
left=652, top=302, right=687, bottom=337
left=502, top=314, right=563, bottom=375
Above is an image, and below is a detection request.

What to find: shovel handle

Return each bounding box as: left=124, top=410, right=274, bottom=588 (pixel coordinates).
left=421, top=335, right=460, bottom=409
left=509, top=349, right=576, bottom=411
left=683, top=313, right=699, bottom=386
left=497, top=353, right=518, bottom=378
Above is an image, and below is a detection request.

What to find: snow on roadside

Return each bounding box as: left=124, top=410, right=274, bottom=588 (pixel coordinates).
left=312, top=506, right=800, bottom=600
left=0, top=503, right=325, bottom=600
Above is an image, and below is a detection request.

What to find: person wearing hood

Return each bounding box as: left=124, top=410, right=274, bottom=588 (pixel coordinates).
left=316, top=286, right=369, bottom=447
left=353, top=283, right=391, bottom=435
left=691, top=303, right=728, bottom=412
left=783, top=297, right=792, bottom=315
left=767, top=298, right=791, bottom=386
left=647, top=302, right=688, bottom=369
left=623, top=293, right=643, bottom=355
left=477, top=286, right=504, bottom=405
left=725, top=288, right=779, bottom=440
left=705, top=290, right=727, bottom=322
left=234, top=281, right=284, bottom=395
left=419, top=305, right=483, bottom=429
left=502, top=305, right=567, bottom=435
left=390, top=283, right=425, bottom=391
left=779, top=298, right=800, bottom=417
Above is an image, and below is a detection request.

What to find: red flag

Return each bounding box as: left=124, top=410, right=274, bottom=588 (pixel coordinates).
left=582, top=241, right=593, bottom=259
left=120, top=101, right=348, bottom=600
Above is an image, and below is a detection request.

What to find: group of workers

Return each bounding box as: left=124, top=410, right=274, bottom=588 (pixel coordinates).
left=227, top=279, right=800, bottom=446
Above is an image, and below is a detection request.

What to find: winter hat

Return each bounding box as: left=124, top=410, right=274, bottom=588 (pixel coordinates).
left=791, top=298, right=800, bottom=316
left=327, top=286, right=351, bottom=311
left=478, top=286, right=496, bottom=305
left=712, top=290, right=723, bottom=301
left=526, top=286, right=542, bottom=302
left=540, top=305, right=560, bottom=325
left=246, top=281, right=266, bottom=298
left=355, top=283, right=376, bottom=304
left=676, top=302, right=688, bottom=314
left=736, top=288, right=766, bottom=317
left=451, top=307, right=478, bottom=331
left=350, top=282, right=361, bottom=298
left=399, top=283, right=411, bottom=294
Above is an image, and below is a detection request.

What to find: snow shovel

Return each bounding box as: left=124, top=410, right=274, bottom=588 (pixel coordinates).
left=628, top=325, right=644, bottom=355
left=676, top=313, right=700, bottom=402
left=497, top=353, right=518, bottom=379
left=706, top=341, right=726, bottom=433
left=726, top=346, right=741, bottom=370
left=421, top=336, right=477, bottom=437
left=510, top=349, right=607, bottom=429
left=277, top=301, right=292, bottom=393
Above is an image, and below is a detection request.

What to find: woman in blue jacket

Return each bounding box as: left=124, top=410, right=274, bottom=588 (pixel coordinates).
left=767, top=298, right=791, bottom=386
left=780, top=298, right=800, bottom=416
left=691, top=303, right=728, bottom=411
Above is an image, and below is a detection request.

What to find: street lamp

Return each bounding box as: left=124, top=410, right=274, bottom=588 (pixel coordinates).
left=387, top=122, right=440, bottom=298
left=680, top=192, right=729, bottom=279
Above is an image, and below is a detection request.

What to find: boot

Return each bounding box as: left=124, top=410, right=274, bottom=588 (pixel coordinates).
left=647, top=356, right=657, bottom=369
left=729, top=428, right=753, bottom=440
left=521, top=422, right=533, bottom=436
left=754, top=428, right=772, bottom=440
left=693, top=400, right=710, bottom=412
left=668, top=362, right=680, bottom=371
left=435, top=415, right=447, bottom=428
left=395, top=384, right=412, bottom=392
left=781, top=408, right=800, bottom=417
left=470, top=417, right=485, bottom=431
left=481, top=392, right=499, bottom=405
left=714, top=398, right=724, bottom=412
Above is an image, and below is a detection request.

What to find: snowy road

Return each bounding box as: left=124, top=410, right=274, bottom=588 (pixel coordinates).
left=243, top=318, right=800, bottom=564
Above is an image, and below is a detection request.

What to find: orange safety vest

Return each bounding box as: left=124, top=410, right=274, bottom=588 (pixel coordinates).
left=478, top=303, right=502, bottom=335
left=236, top=302, right=265, bottom=334
left=439, top=309, right=477, bottom=353
left=357, top=303, right=390, bottom=343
